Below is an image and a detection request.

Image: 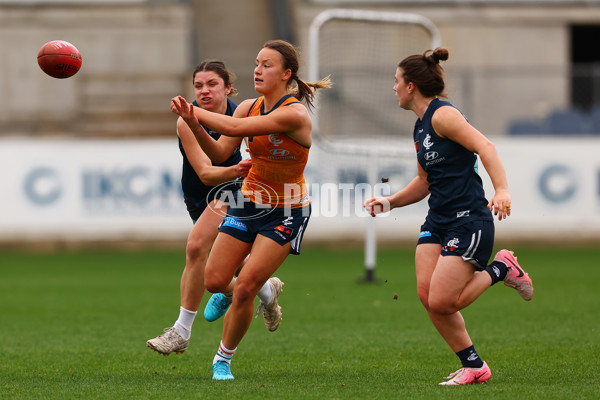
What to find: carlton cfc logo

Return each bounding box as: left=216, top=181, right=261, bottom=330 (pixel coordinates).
left=268, top=134, right=284, bottom=146
left=423, top=134, right=434, bottom=150
left=445, top=238, right=460, bottom=251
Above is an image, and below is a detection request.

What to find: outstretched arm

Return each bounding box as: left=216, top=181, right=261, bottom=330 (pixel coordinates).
left=172, top=95, right=310, bottom=143
left=172, top=97, right=243, bottom=164
left=178, top=122, right=251, bottom=185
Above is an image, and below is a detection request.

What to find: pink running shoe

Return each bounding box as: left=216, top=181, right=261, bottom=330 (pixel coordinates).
left=439, top=361, right=491, bottom=385
left=494, top=249, right=534, bottom=301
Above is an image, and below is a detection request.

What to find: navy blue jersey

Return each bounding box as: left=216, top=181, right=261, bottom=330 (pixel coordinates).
left=414, top=98, right=492, bottom=229
left=179, top=98, right=242, bottom=220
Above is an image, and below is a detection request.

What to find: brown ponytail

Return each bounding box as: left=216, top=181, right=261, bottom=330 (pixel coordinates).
left=289, top=74, right=332, bottom=110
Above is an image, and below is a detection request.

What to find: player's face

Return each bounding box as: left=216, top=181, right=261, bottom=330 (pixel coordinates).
left=193, top=70, right=231, bottom=114
left=393, top=67, right=411, bottom=110
left=254, top=47, right=290, bottom=95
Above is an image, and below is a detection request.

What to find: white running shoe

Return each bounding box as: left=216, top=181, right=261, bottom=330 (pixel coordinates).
left=255, top=277, right=284, bottom=332
left=146, top=327, right=189, bottom=355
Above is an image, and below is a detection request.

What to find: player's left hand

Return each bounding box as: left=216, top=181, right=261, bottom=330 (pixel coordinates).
left=236, top=158, right=252, bottom=178
left=488, top=189, right=511, bottom=221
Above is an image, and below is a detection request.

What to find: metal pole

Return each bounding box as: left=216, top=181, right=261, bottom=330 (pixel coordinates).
left=362, top=152, right=378, bottom=283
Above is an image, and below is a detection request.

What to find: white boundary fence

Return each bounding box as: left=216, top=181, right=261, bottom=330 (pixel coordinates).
left=1, top=137, right=600, bottom=244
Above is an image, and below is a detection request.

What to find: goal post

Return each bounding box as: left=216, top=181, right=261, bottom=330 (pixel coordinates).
left=309, top=8, right=442, bottom=87
left=307, top=9, right=441, bottom=282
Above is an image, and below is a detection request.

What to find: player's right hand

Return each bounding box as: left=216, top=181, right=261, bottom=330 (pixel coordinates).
left=171, top=96, right=199, bottom=127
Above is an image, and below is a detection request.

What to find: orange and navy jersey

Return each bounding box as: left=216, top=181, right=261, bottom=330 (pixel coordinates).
left=241, top=94, right=310, bottom=208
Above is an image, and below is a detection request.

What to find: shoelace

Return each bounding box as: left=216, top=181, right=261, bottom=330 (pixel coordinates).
left=217, top=296, right=231, bottom=308
left=161, top=327, right=178, bottom=338
left=444, top=368, right=465, bottom=380
left=254, top=281, right=279, bottom=318
left=213, top=361, right=231, bottom=375
left=254, top=302, right=265, bottom=317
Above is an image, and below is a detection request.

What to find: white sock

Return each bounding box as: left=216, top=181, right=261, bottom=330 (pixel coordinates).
left=174, top=306, right=196, bottom=340
left=257, top=280, right=272, bottom=304
left=213, top=340, right=236, bottom=365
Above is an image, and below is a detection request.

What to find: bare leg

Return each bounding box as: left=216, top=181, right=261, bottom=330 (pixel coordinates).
left=415, top=244, right=492, bottom=353
left=203, top=231, right=251, bottom=295
left=179, top=200, right=226, bottom=311
left=428, top=257, right=492, bottom=315
left=216, top=235, right=290, bottom=350
left=146, top=200, right=228, bottom=355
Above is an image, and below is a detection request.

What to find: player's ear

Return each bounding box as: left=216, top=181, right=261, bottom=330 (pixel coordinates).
left=282, top=68, right=292, bottom=81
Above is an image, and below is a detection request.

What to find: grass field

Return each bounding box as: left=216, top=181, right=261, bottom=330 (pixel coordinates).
left=1, top=245, right=599, bottom=399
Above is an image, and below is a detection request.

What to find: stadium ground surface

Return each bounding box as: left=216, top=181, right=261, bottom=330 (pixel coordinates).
left=1, top=246, right=598, bottom=399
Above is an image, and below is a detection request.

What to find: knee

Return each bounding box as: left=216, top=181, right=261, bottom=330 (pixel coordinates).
left=416, top=285, right=430, bottom=310
left=204, top=273, right=226, bottom=293
left=427, top=296, right=458, bottom=315
left=186, top=237, right=210, bottom=263
left=232, top=280, right=257, bottom=304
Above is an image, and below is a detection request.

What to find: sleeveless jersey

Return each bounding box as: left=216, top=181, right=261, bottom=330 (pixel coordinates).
left=414, top=98, right=492, bottom=229
left=241, top=94, right=310, bottom=208
left=179, top=98, right=241, bottom=216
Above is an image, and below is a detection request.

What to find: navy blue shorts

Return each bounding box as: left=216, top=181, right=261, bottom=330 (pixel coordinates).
left=416, top=220, right=495, bottom=270
left=184, top=178, right=244, bottom=221
left=218, top=192, right=311, bottom=255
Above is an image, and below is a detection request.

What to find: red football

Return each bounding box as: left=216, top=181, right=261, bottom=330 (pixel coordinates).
left=37, top=40, right=82, bottom=79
